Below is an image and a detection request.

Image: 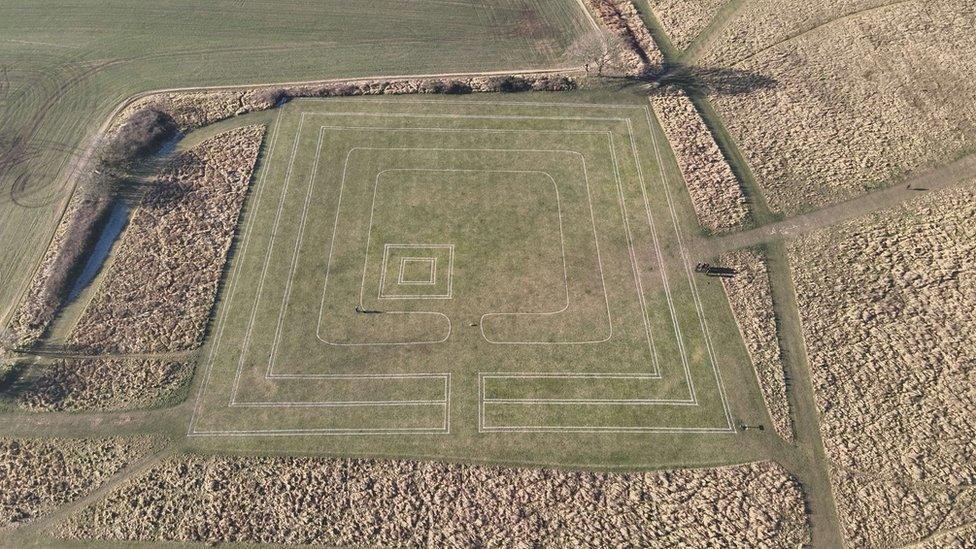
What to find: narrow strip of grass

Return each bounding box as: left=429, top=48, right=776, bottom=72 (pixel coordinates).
left=633, top=0, right=780, bottom=225
left=764, top=240, right=845, bottom=547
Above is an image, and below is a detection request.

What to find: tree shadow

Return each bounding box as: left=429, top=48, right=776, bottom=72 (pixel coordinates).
left=609, top=63, right=778, bottom=97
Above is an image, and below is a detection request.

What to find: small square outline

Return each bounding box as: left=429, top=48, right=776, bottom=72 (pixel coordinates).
left=398, top=257, right=437, bottom=285
left=379, top=244, right=454, bottom=299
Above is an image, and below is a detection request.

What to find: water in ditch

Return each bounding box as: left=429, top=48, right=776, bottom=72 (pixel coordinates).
left=64, top=198, right=131, bottom=302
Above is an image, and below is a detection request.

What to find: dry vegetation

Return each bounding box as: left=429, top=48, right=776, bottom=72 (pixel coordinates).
left=4, top=193, right=113, bottom=347
left=5, top=110, right=179, bottom=350
left=789, top=186, right=976, bottom=544
left=701, top=0, right=976, bottom=215
left=119, top=73, right=578, bottom=132
left=68, top=126, right=265, bottom=354
left=1, top=437, right=158, bottom=530
left=719, top=249, right=792, bottom=441
left=58, top=456, right=808, bottom=546
left=699, top=0, right=900, bottom=64
left=918, top=522, right=976, bottom=548
left=649, top=0, right=726, bottom=50
left=18, top=359, right=192, bottom=412
left=830, top=467, right=976, bottom=548
left=582, top=0, right=663, bottom=75
left=13, top=127, right=263, bottom=411
left=650, top=92, right=749, bottom=232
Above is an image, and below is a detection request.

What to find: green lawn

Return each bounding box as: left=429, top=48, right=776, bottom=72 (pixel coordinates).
left=185, top=92, right=773, bottom=467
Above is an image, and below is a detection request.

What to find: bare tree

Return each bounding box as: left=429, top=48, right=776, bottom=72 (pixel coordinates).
left=565, top=30, right=632, bottom=78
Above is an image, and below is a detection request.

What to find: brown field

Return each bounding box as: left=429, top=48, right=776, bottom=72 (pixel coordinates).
left=1, top=437, right=158, bottom=529
left=57, top=456, right=808, bottom=546
left=651, top=92, right=749, bottom=233
left=921, top=526, right=976, bottom=549
left=648, top=0, right=726, bottom=50
left=830, top=467, right=976, bottom=548
left=789, top=185, right=976, bottom=544
left=701, top=0, right=976, bottom=214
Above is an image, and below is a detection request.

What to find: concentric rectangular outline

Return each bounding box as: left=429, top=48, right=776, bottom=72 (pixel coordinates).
left=257, top=134, right=665, bottom=408
left=305, top=100, right=731, bottom=426
left=198, top=108, right=704, bottom=432
left=285, top=134, right=657, bottom=371
left=296, top=127, right=656, bottom=362
left=290, top=120, right=702, bottom=418
left=188, top=100, right=734, bottom=436
left=397, top=258, right=436, bottom=285
left=379, top=244, right=454, bottom=298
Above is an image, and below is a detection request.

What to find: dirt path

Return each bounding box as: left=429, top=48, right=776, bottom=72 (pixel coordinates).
left=0, top=399, right=192, bottom=438
left=680, top=0, right=915, bottom=64
left=726, top=0, right=915, bottom=67
left=678, top=0, right=753, bottom=61
left=694, top=152, right=976, bottom=259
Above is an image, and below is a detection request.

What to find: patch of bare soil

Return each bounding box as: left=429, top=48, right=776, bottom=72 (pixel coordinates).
left=789, top=185, right=976, bottom=544
left=57, top=457, right=809, bottom=547
left=704, top=0, right=976, bottom=215
left=719, top=249, right=792, bottom=441
left=650, top=92, right=749, bottom=232
left=1, top=436, right=158, bottom=529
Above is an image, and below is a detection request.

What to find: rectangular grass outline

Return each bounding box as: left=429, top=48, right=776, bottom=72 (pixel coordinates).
left=189, top=97, right=737, bottom=437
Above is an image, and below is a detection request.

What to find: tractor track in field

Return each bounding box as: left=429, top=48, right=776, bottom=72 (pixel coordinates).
left=1, top=37, right=574, bottom=207
left=0, top=37, right=588, bottom=331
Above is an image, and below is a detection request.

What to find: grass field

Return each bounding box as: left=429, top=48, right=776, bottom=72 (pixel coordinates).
left=182, top=93, right=772, bottom=466
left=0, top=0, right=597, bottom=331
